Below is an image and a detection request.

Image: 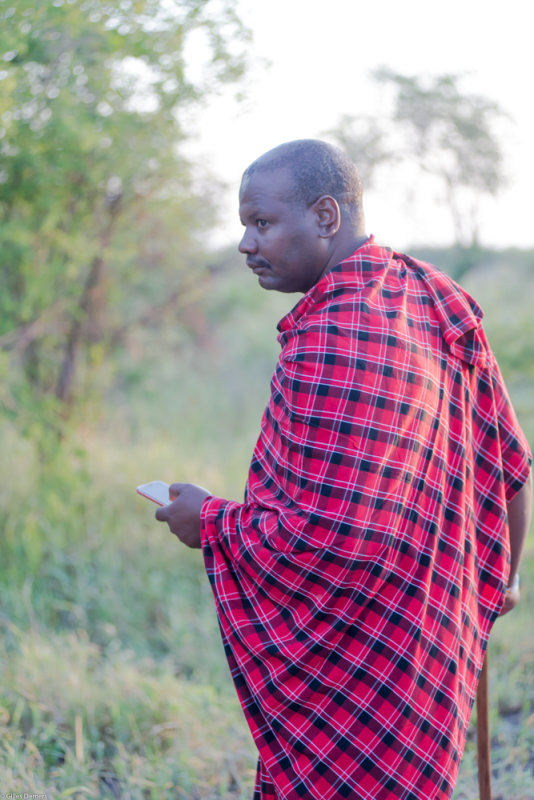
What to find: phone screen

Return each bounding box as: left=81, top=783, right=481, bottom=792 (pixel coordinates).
left=136, top=480, right=171, bottom=506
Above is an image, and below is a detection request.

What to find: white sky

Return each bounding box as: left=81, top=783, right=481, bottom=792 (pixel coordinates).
left=185, top=0, right=534, bottom=251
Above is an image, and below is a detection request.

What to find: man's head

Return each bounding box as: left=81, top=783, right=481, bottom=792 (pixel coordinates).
left=243, top=139, right=364, bottom=222
left=238, top=139, right=366, bottom=293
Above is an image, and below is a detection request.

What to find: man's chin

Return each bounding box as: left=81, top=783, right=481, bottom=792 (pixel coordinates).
left=253, top=270, right=296, bottom=293
left=258, top=275, right=301, bottom=294
left=257, top=274, right=275, bottom=290
left=254, top=269, right=276, bottom=290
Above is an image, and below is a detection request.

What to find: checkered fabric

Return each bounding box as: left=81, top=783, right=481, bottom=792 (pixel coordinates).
left=201, top=239, right=531, bottom=800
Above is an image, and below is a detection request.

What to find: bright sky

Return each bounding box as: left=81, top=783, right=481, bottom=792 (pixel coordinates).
left=185, top=0, right=534, bottom=251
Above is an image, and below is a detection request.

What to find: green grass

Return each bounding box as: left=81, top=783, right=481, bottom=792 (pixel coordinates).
left=0, top=625, right=256, bottom=798
left=0, top=418, right=259, bottom=797
left=1, top=252, right=533, bottom=798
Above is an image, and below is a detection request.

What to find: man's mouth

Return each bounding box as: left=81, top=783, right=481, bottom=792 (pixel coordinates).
left=247, top=260, right=270, bottom=273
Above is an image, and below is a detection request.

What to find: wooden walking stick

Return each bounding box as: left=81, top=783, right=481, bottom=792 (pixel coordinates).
left=476, top=652, right=492, bottom=800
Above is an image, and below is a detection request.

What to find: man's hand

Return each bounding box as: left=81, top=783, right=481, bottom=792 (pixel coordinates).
left=155, top=482, right=211, bottom=549
left=499, top=575, right=520, bottom=617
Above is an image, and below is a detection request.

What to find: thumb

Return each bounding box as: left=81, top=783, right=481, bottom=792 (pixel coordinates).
left=169, top=482, right=187, bottom=500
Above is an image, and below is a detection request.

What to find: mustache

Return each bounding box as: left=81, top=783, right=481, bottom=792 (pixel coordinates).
left=246, top=258, right=271, bottom=270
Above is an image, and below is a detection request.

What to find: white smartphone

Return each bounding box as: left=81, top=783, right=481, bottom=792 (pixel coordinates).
left=136, top=480, right=171, bottom=506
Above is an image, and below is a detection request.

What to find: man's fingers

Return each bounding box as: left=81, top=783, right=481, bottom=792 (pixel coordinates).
left=499, top=589, right=519, bottom=616
left=151, top=482, right=208, bottom=549
left=155, top=505, right=170, bottom=522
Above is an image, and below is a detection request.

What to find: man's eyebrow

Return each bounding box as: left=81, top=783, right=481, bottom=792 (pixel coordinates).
left=240, top=207, right=264, bottom=222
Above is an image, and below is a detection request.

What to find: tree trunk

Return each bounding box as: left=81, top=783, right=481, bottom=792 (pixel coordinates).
left=55, top=194, right=120, bottom=410
left=55, top=253, right=106, bottom=406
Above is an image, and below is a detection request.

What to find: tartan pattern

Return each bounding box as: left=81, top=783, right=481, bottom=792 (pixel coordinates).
left=201, top=240, right=531, bottom=800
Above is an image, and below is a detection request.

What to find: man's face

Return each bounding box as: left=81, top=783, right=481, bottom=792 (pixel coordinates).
left=238, top=167, right=329, bottom=293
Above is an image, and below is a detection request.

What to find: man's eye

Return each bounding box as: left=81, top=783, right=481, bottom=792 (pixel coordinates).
left=256, top=219, right=268, bottom=229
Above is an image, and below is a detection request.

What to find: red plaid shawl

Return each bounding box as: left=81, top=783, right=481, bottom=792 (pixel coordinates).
left=201, top=239, right=531, bottom=800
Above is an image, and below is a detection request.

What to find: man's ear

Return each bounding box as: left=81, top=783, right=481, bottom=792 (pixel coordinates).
left=312, top=195, right=341, bottom=238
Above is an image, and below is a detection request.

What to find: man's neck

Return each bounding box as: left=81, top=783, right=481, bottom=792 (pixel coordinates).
left=320, top=232, right=370, bottom=281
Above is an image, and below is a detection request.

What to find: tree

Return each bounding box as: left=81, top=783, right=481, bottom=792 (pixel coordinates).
left=0, top=0, right=249, bottom=430
left=323, top=114, right=393, bottom=190
left=327, top=69, right=507, bottom=265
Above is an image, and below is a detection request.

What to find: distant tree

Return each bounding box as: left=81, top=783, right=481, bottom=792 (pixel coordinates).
left=323, top=114, right=393, bottom=189
left=0, top=0, right=249, bottom=429
left=373, top=67, right=507, bottom=249
left=328, top=69, right=507, bottom=266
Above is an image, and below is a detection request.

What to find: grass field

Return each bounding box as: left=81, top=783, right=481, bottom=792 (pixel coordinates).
left=0, top=251, right=532, bottom=798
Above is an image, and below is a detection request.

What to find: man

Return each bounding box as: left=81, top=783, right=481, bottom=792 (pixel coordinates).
left=156, top=140, right=532, bottom=799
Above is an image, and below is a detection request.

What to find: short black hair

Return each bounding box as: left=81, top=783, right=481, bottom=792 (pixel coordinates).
left=242, top=139, right=363, bottom=219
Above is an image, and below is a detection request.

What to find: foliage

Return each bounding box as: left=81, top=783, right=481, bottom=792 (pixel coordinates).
left=0, top=0, right=249, bottom=429
left=375, top=67, right=506, bottom=247
left=327, top=69, right=508, bottom=262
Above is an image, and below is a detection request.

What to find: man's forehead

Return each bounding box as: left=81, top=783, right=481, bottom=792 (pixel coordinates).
left=239, top=166, right=294, bottom=204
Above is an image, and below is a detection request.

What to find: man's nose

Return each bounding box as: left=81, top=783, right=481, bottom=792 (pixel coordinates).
left=238, top=228, right=257, bottom=254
